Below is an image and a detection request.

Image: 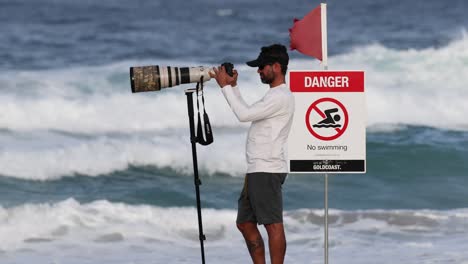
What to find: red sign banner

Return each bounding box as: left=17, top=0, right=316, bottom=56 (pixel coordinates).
left=290, top=71, right=364, bottom=92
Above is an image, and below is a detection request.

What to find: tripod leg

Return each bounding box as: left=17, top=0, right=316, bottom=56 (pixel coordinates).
left=185, top=90, right=206, bottom=264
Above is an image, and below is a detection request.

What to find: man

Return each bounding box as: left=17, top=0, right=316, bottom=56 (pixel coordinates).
left=210, top=44, right=295, bottom=264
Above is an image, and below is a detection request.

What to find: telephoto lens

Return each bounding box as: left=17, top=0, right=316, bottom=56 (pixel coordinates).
left=130, top=65, right=213, bottom=93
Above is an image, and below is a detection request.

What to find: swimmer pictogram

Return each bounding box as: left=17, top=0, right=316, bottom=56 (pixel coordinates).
left=313, top=108, right=341, bottom=128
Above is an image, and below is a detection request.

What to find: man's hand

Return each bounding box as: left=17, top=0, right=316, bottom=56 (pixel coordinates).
left=209, top=65, right=238, bottom=88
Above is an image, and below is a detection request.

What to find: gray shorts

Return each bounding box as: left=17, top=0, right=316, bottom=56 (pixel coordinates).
left=236, top=172, right=287, bottom=225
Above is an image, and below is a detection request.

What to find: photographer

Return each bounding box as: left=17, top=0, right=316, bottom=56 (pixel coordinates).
left=210, top=44, right=295, bottom=264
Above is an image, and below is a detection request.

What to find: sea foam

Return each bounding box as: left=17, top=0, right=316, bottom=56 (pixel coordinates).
left=0, top=35, right=467, bottom=133
left=1, top=199, right=468, bottom=264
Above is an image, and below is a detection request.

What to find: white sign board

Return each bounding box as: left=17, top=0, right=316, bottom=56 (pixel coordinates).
left=288, top=71, right=366, bottom=173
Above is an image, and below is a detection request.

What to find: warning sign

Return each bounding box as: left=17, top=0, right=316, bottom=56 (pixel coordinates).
left=288, top=71, right=366, bottom=173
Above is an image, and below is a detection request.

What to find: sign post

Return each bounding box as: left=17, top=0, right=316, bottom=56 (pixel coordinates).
left=288, top=71, right=366, bottom=263
left=289, top=4, right=366, bottom=263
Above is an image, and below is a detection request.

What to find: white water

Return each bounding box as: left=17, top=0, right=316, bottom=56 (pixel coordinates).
left=1, top=199, right=468, bottom=263
left=1, top=36, right=468, bottom=180
left=1, top=35, right=468, bottom=133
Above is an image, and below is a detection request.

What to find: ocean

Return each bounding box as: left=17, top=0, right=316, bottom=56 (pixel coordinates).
left=1, top=0, right=468, bottom=263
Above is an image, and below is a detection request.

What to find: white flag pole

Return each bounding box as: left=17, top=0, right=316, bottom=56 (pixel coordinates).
left=320, top=3, right=329, bottom=264
left=321, top=3, right=328, bottom=70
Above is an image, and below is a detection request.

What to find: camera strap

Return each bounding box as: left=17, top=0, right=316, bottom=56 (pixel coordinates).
left=195, top=77, right=214, bottom=146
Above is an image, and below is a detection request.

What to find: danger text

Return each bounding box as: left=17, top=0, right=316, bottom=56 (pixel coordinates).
left=304, top=76, right=349, bottom=88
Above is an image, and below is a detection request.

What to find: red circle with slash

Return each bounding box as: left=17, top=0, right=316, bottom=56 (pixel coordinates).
left=305, top=97, right=349, bottom=141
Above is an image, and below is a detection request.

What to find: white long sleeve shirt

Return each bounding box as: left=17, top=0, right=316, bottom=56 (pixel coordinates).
left=221, top=83, right=295, bottom=173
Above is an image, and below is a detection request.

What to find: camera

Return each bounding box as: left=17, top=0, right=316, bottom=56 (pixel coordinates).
left=130, top=63, right=234, bottom=93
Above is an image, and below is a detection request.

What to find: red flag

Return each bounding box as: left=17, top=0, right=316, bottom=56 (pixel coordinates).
left=289, top=4, right=322, bottom=61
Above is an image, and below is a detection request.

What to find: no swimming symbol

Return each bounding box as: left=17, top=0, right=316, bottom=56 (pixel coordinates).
left=305, top=98, right=349, bottom=141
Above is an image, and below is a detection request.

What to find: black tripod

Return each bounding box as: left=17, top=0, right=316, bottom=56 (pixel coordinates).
left=185, top=87, right=207, bottom=264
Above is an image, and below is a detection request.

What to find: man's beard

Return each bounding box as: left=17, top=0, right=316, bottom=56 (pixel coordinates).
left=260, top=73, right=274, bottom=84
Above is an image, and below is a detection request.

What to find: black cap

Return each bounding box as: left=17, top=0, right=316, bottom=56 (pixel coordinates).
left=246, top=44, right=289, bottom=67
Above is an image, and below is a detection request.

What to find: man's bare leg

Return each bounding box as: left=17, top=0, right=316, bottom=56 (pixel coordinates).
left=265, top=223, right=286, bottom=264
left=237, top=222, right=266, bottom=264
